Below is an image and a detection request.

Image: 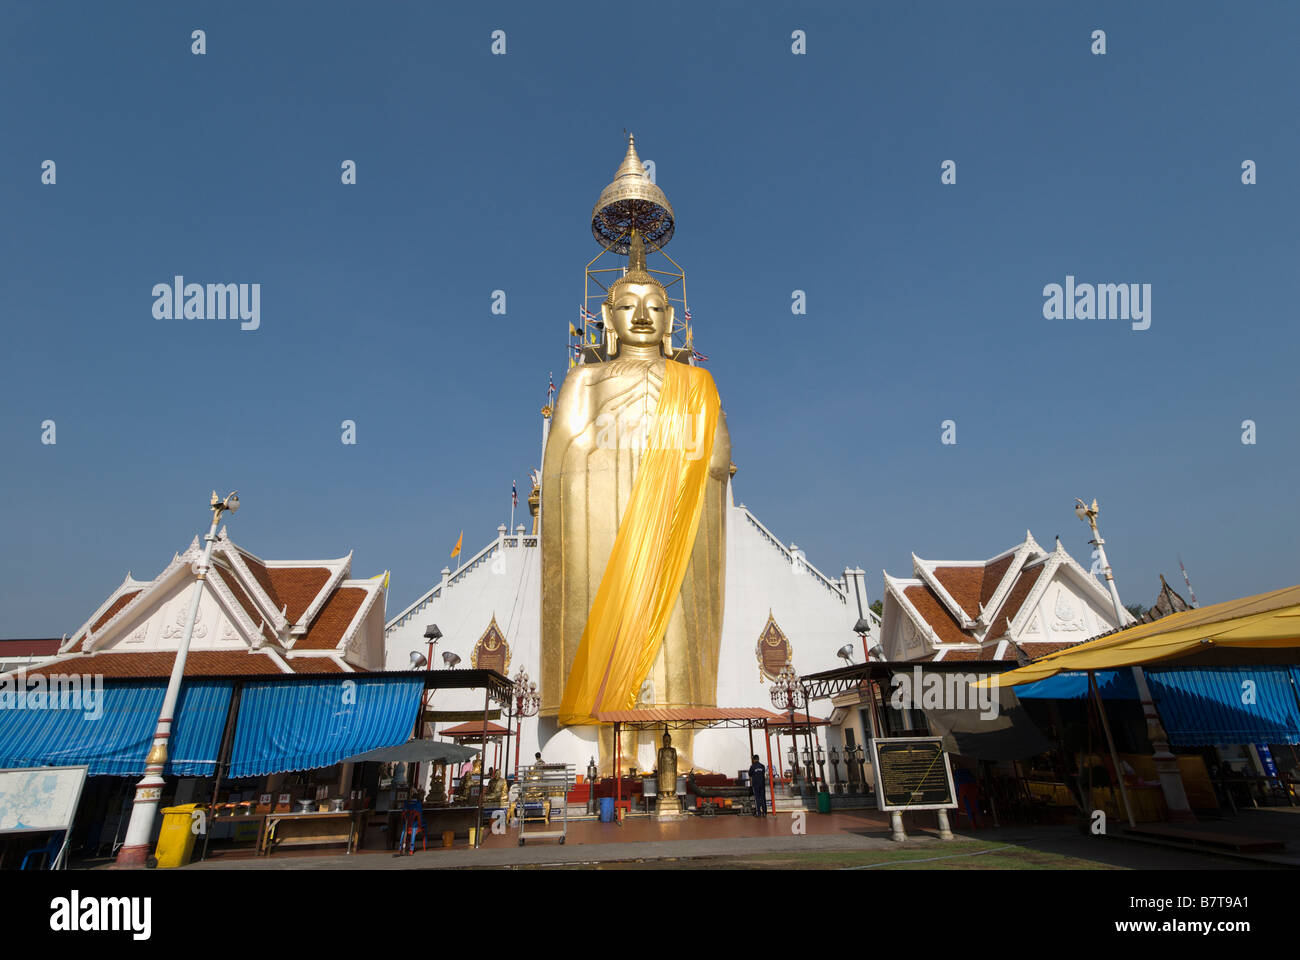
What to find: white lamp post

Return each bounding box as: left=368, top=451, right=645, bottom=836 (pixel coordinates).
left=1075, top=498, right=1193, bottom=821
left=116, top=491, right=239, bottom=867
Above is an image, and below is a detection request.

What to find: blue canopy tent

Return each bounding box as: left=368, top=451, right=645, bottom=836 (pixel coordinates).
left=226, top=676, right=427, bottom=778
left=1016, top=666, right=1300, bottom=747
left=0, top=680, right=232, bottom=776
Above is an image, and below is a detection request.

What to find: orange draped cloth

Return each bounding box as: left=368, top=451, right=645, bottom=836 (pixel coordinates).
left=558, top=361, right=721, bottom=725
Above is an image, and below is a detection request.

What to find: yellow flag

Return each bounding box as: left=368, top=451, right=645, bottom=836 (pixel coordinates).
left=450, top=531, right=463, bottom=558
left=569, top=322, right=580, bottom=337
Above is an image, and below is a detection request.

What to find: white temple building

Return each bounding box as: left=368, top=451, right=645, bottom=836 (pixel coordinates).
left=384, top=477, right=876, bottom=775
left=878, top=531, right=1134, bottom=665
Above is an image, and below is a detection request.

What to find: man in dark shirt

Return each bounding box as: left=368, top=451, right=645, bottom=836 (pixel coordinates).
left=747, top=755, right=768, bottom=817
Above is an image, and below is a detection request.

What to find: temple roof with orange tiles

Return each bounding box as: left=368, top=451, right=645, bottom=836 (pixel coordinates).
left=879, top=532, right=1131, bottom=664
left=4, top=529, right=388, bottom=679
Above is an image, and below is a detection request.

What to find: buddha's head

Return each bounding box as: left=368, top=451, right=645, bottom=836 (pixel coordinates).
left=602, top=231, right=674, bottom=354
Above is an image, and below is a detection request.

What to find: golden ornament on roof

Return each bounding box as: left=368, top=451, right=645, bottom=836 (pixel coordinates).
left=591, top=133, right=675, bottom=253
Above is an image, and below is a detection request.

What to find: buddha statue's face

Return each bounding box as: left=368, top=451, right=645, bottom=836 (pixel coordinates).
left=603, top=281, right=673, bottom=348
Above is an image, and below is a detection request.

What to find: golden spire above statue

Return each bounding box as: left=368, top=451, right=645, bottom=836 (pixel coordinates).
left=591, top=133, right=675, bottom=253
left=610, top=230, right=658, bottom=292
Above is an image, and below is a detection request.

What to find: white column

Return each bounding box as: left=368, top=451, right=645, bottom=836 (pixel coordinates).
left=116, top=514, right=222, bottom=867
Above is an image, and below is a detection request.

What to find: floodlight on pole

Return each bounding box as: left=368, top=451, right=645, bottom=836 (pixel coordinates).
left=1074, top=496, right=1194, bottom=821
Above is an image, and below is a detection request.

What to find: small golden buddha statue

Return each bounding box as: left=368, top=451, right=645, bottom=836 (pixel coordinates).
left=656, top=729, right=678, bottom=795
left=427, top=766, right=446, bottom=805
left=455, top=756, right=481, bottom=803
left=655, top=729, right=681, bottom=819
left=483, top=768, right=508, bottom=806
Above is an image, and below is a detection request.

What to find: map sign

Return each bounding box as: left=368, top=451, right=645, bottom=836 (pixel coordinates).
left=0, top=765, right=88, bottom=836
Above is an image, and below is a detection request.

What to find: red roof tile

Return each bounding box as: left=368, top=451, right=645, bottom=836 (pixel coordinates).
left=238, top=551, right=283, bottom=611
left=931, top=647, right=999, bottom=662
left=439, top=720, right=510, bottom=737
left=0, top=638, right=62, bottom=656
left=265, top=567, right=332, bottom=624
left=76, top=590, right=143, bottom=647
left=26, top=651, right=288, bottom=678
left=986, top=565, right=1044, bottom=639
left=283, top=656, right=345, bottom=673
left=903, top=585, right=975, bottom=645
left=593, top=707, right=773, bottom=723
left=210, top=567, right=276, bottom=643
left=295, top=587, right=366, bottom=650
left=931, top=552, right=1015, bottom=620
left=1016, top=641, right=1072, bottom=661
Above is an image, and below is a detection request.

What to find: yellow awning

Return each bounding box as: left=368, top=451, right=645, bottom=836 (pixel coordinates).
left=978, top=584, right=1300, bottom=688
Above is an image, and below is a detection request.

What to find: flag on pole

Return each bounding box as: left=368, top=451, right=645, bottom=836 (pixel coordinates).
left=692, top=349, right=709, bottom=363
left=548, top=372, right=555, bottom=401
left=580, top=305, right=598, bottom=324
left=450, top=531, right=463, bottom=559
left=1178, top=555, right=1200, bottom=607
left=569, top=322, right=581, bottom=338
left=512, top=481, right=518, bottom=508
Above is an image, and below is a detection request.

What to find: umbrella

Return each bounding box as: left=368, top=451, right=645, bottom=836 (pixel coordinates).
left=340, top=739, right=480, bottom=765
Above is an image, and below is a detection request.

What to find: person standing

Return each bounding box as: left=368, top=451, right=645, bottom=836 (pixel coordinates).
left=748, top=755, right=768, bottom=817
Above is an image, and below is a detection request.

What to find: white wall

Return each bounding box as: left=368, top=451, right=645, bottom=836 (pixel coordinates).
left=385, top=505, right=866, bottom=775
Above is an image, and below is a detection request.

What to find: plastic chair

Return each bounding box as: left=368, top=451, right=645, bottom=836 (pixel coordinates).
left=398, top=801, right=426, bottom=855
left=22, top=831, right=65, bottom=870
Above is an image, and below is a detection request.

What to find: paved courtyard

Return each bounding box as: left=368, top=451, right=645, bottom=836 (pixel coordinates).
left=163, top=807, right=1296, bottom=870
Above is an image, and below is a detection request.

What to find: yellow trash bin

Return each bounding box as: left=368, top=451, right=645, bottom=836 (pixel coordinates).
left=154, top=803, right=203, bottom=868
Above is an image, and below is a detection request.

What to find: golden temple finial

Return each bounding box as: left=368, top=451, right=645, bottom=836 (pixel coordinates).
left=592, top=133, right=674, bottom=254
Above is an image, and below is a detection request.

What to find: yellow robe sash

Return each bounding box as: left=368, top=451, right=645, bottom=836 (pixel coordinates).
left=558, top=360, right=721, bottom=725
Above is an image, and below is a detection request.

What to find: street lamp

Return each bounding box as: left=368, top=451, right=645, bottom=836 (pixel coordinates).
left=1075, top=497, right=1193, bottom=821
left=854, top=744, right=868, bottom=794
left=829, top=746, right=843, bottom=794
left=770, top=663, right=807, bottom=794
left=423, top=623, right=443, bottom=666
left=117, top=490, right=239, bottom=867
left=507, top=667, right=540, bottom=780
left=815, top=745, right=826, bottom=793
left=853, top=617, right=873, bottom=661
left=786, top=746, right=799, bottom=792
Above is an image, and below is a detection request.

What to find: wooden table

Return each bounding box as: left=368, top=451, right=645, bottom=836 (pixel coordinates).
left=262, top=811, right=362, bottom=857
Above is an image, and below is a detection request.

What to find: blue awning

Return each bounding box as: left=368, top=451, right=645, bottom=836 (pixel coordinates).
left=1016, top=665, right=1300, bottom=747
left=227, top=676, right=425, bottom=778
left=0, top=680, right=232, bottom=777
left=1016, top=670, right=1138, bottom=700
left=1147, top=667, right=1300, bottom=747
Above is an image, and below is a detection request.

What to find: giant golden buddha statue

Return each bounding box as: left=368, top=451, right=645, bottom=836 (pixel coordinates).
left=540, top=136, right=731, bottom=774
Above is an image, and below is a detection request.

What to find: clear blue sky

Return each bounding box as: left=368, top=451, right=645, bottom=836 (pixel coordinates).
left=2, top=2, right=1297, bottom=637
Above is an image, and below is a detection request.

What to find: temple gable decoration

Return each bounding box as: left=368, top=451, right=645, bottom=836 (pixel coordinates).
left=470, top=615, right=511, bottom=675
left=755, top=611, right=792, bottom=683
